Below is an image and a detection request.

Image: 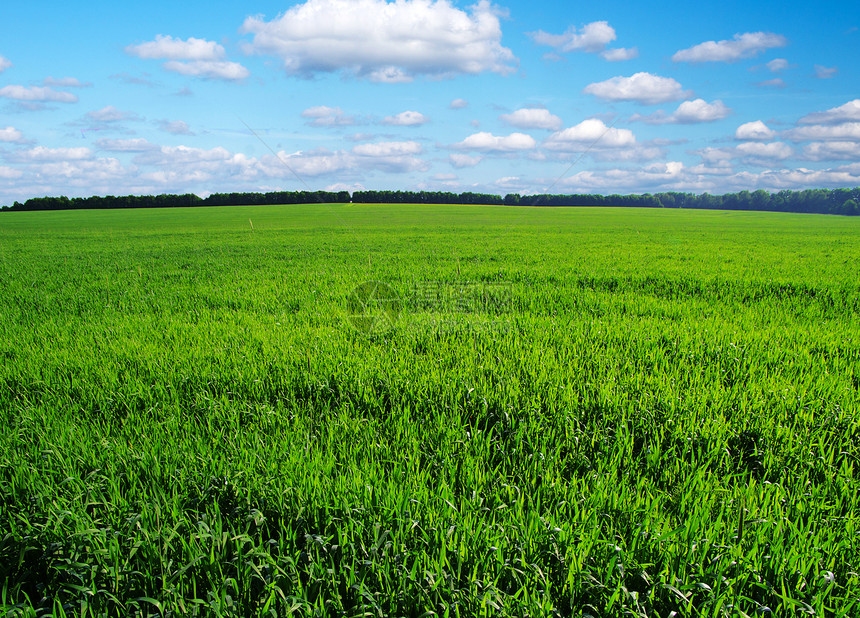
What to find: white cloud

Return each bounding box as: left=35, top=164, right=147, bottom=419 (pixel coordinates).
left=449, top=153, right=482, bottom=168
left=0, top=85, right=77, bottom=103
left=735, top=120, right=776, bottom=140
left=631, top=99, right=731, bottom=124
left=756, top=78, right=786, bottom=88
left=736, top=141, right=793, bottom=160
left=162, top=60, right=249, bottom=80
left=126, top=35, right=224, bottom=61
left=382, top=111, right=428, bottom=126
left=450, top=98, right=468, bottom=110
left=583, top=72, right=691, bottom=104
left=452, top=131, right=536, bottom=152
left=158, top=120, right=193, bottom=135
left=785, top=122, right=860, bottom=142
left=43, top=76, right=91, bottom=88
left=126, top=35, right=249, bottom=80
left=529, top=21, right=616, bottom=53
left=86, top=106, right=140, bottom=123
left=0, top=126, right=25, bottom=143
left=11, top=146, right=93, bottom=162
left=263, top=140, right=429, bottom=178
left=544, top=119, right=636, bottom=151
left=814, top=65, right=837, bottom=79
left=765, top=58, right=789, bottom=72
left=0, top=55, right=11, bottom=73
left=351, top=141, right=428, bottom=172
left=95, top=138, right=156, bottom=152
left=802, top=141, right=860, bottom=161
left=672, top=32, right=787, bottom=63
left=499, top=108, right=562, bottom=130
left=0, top=166, right=23, bottom=180
left=240, top=0, right=516, bottom=81
left=601, top=47, right=638, bottom=61
left=799, top=99, right=860, bottom=125
left=352, top=141, right=422, bottom=157
left=301, top=106, right=356, bottom=127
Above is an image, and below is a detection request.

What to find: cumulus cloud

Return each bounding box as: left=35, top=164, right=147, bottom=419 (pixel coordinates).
left=126, top=34, right=249, bottom=80
left=694, top=142, right=793, bottom=167
left=672, top=32, right=787, bottom=63
left=784, top=122, right=860, bottom=142
left=0, top=85, right=78, bottom=103
left=382, top=111, right=428, bottom=126
left=301, top=106, right=356, bottom=127
left=736, top=141, right=793, bottom=161
left=0, top=55, right=11, bottom=73
left=126, top=35, right=223, bottom=61
left=450, top=98, right=468, bottom=109
left=543, top=119, right=636, bottom=151
left=352, top=141, right=422, bottom=157
left=814, top=65, right=837, bottom=79
left=799, top=100, right=860, bottom=125
left=449, top=153, right=483, bottom=168
left=240, top=0, right=516, bottom=82
left=499, top=108, right=562, bottom=130
left=735, top=120, right=776, bottom=140
left=452, top=131, right=536, bottom=152
left=0, top=166, right=23, bottom=180
left=802, top=141, right=860, bottom=161
left=9, top=146, right=93, bottom=162
left=162, top=60, right=249, bottom=80
left=263, top=140, right=429, bottom=177
left=351, top=141, right=428, bottom=172
left=631, top=99, right=731, bottom=124
left=0, top=126, right=25, bottom=143
left=584, top=72, right=691, bottom=105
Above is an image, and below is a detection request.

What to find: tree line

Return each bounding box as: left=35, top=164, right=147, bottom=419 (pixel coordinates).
left=2, top=187, right=858, bottom=216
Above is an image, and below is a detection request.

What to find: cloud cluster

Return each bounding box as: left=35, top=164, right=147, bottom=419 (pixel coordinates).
left=126, top=35, right=249, bottom=80
left=672, top=32, right=788, bottom=63
left=240, top=0, right=516, bottom=82
left=529, top=20, right=636, bottom=61
left=0, top=55, right=11, bottom=73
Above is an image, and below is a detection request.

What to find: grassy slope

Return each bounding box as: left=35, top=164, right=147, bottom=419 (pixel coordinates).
left=1, top=204, right=859, bottom=616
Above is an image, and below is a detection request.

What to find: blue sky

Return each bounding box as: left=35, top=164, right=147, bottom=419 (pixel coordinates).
left=1, top=0, right=858, bottom=203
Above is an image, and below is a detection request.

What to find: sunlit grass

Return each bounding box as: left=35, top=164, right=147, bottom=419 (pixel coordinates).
left=1, top=204, right=858, bottom=616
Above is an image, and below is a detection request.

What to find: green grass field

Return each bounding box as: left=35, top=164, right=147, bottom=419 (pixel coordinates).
left=1, top=204, right=859, bottom=616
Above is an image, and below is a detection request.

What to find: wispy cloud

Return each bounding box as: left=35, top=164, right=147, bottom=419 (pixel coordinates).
left=672, top=32, right=787, bottom=63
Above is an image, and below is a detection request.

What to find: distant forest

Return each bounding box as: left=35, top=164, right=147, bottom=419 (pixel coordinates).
left=3, top=187, right=859, bottom=216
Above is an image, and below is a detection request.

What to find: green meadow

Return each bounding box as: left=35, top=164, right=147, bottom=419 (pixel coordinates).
left=1, top=204, right=859, bottom=616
